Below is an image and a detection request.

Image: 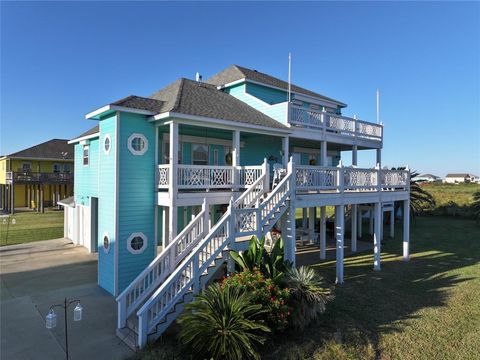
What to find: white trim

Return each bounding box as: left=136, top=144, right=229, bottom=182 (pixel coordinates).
left=127, top=232, right=148, bottom=255
left=103, top=232, right=111, bottom=254
left=216, top=78, right=247, bottom=90
left=128, top=133, right=149, bottom=156
left=103, top=133, right=112, bottom=155
left=85, top=105, right=155, bottom=120
left=68, top=132, right=99, bottom=144
left=162, top=133, right=243, bottom=148
left=151, top=112, right=291, bottom=135
left=82, top=144, right=90, bottom=167
left=114, top=112, right=120, bottom=296
left=154, top=126, right=159, bottom=256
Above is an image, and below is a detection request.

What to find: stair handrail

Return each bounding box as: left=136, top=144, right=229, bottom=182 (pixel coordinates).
left=116, top=199, right=208, bottom=328
left=233, top=158, right=269, bottom=209
left=137, top=199, right=234, bottom=347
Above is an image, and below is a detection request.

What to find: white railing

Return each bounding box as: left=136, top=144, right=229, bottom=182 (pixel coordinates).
left=294, top=165, right=409, bottom=192
left=137, top=204, right=234, bottom=346
left=233, top=159, right=269, bottom=208
left=289, top=105, right=383, bottom=141
left=116, top=200, right=208, bottom=328
left=295, top=166, right=338, bottom=191
left=381, top=170, right=410, bottom=189
left=157, top=164, right=265, bottom=190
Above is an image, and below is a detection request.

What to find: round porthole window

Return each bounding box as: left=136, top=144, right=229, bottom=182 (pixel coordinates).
left=127, top=133, right=148, bottom=155
left=103, top=232, right=110, bottom=254
left=103, top=134, right=111, bottom=155
left=127, top=232, right=147, bottom=254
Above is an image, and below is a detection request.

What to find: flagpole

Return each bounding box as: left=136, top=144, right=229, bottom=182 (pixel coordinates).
left=376, top=89, right=380, bottom=124
left=288, top=52, right=292, bottom=103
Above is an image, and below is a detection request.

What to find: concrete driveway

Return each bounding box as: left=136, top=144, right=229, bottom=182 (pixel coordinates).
left=0, top=239, right=134, bottom=360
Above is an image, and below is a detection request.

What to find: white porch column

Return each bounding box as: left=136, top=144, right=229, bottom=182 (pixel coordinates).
left=308, top=207, right=315, bottom=244
left=380, top=209, right=384, bottom=241
left=357, top=207, right=362, bottom=238
left=162, top=206, right=169, bottom=248
left=369, top=208, right=374, bottom=235
left=335, top=204, right=345, bottom=284
left=352, top=145, right=358, bottom=167
left=320, top=141, right=327, bottom=166
left=282, top=205, right=296, bottom=266
left=168, top=122, right=179, bottom=242
left=351, top=205, right=357, bottom=252
left=320, top=206, right=326, bottom=259
left=232, top=130, right=240, bottom=188
left=302, top=208, right=307, bottom=235
left=282, top=136, right=289, bottom=168
left=373, top=202, right=381, bottom=271
left=403, top=199, right=410, bottom=261
left=390, top=209, right=395, bottom=238
left=376, top=148, right=382, bottom=168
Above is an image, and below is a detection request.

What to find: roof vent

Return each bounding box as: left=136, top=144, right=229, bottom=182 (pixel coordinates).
left=195, top=72, right=202, bottom=82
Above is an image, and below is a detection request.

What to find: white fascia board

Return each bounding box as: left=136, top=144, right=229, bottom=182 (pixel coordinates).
left=85, top=105, right=156, bottom=120
left=68, top=132, right=100, bottom=144
left=7, top=157, right=75, bottom=162
left=151, top=112, right=291, bottom=136
left=292, top=93, right=346, bottom=109
left=216, top=78, right=247, bottom=90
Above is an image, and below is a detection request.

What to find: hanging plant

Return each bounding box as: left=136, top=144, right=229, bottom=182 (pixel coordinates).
left=225, top=152, right=233, bottom=165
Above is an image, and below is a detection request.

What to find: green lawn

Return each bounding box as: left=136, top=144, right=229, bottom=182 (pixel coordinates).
left=261, top=216, right=480, bottom=359
left=136, top=216, right=480, bottom=359
left=0, top=210, right=64, bottom=246
left=422, top=182, right=480, bottom=207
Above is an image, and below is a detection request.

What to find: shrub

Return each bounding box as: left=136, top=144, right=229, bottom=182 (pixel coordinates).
left=284, top=266, right=333, bottom=331
left=229, top=236, right=291, bottom=284
left=177, top=283, right=270, bottom=360
left=222, top=270, right=291, bottom=333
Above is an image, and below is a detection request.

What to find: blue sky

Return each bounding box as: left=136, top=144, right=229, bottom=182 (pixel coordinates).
left=1, top=1, right=479, bottom=176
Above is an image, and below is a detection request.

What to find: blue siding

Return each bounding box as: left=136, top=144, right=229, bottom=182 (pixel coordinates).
left=246, top=83, right=287, bottom=104
left=117, top=112, right=156, bottom=293
left=97, top=115, right=117, bottom=295
left=227, top=84, right=288, bottom=124
left=74, top=138, right=99, bottom=206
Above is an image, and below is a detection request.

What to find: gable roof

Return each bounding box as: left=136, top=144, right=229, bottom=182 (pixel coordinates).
left=149, top=78, right=289, bottom=129
left=5, top=139, right=74, bottom=160
left=77, top=125, right=99, bottom=138
left=112, top=95, right=165, bottom=113
left=206, top=65, right=347, bottom=107
left=445, top=173, right=476, bottom=178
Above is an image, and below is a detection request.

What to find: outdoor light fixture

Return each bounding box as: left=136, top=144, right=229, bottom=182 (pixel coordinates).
left=45, top=298, right=83, bottom=360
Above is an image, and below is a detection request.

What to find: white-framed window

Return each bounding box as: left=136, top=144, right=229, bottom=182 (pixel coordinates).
left=53, top=163, right=61, bottom=173
left=103, top=232, right=110, bottom=254
left=128, top=133, right=148, bottom=155
left=127, top=232, right=147, bottom=254
left=22, top=162, right=31, bottom=172
left=192, top=143, right=208, bottom=165
left=83, top=145, right=89, bottom=166
left=163, top=141, right=183, bottom=164
left=103, top=134, right=111, bottom=155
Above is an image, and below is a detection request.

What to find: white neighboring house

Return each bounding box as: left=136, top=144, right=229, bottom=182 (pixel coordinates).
left=444, top=173, right=478, bottom=184
left=412, top=174, right=442, bottom=183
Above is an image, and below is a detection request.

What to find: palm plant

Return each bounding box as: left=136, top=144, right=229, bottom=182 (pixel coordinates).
left=177, top=283, right=270, bottom=360
left=283, top=266, right=333, bottom=331
left=393, top=168, right=436, bottom=222
left=472, top=191, right=480, bottom=223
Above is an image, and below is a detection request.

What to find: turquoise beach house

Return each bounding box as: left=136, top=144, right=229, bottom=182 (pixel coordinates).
left=62, top=65, right=411, bottom=348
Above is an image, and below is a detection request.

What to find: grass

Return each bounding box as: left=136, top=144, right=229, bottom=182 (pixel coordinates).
left=262, top=216, right=480, bottom=359
left=136, top=216, right=480, bottom=359
left=0, top=210, right=64, bottom=246
left=421, top=182, right=480, bottom=207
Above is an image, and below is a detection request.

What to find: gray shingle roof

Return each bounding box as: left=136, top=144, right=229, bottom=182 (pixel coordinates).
left=112, top=95, right=165, bottom=113
left=206, top=65, right=347, bottom=107
left=7, top=139, right=74, bottom=160
left=149, top=78, right=288, bottom=129
left=446, top=173, right=475, bottom=177
left=77, top=125, right=99, bottom=138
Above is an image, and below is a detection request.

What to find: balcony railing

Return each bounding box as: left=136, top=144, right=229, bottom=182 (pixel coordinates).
left=289, top=106, right=383, bottom=141
left=294, top=165, right=409, bottom=192
left=157, top=164, right=265, bottom=190
left=6, top=171, right=74, bottom=184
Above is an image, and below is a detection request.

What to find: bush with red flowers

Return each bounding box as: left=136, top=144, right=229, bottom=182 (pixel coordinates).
left=222, top=270, right=291, bottom=333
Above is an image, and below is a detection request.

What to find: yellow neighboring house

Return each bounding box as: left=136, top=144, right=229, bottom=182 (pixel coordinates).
left=0, top=139, right=74, bottom=214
